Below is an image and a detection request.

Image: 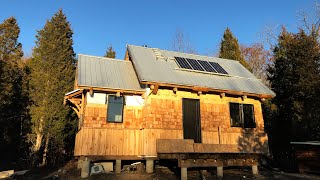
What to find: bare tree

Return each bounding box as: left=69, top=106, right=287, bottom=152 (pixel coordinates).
left=297, top=1, right=320, bottom=35
left=241, top=43, right=272, bottom=86
left=172, top=29, right=197, bottom=54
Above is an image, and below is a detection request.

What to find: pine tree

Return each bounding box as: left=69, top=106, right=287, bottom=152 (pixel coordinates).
left=219, top=28, right=250, bottom=69
left=104, top=45, right=116, bottom=58
left=0, top=17, right=24, bottom=165
left=29, top=9, right=76, bottom=165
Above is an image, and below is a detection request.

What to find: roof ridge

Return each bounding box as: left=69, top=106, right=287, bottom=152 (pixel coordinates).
left=78, top=54, right=130, bottom=63
left=126, top=44, right=239, bottom=63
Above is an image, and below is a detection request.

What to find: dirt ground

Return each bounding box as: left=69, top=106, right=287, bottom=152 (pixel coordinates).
left=8, top=160, right=320, bottom=180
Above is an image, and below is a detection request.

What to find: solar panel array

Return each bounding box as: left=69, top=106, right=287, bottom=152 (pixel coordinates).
left=174, top=57, right=228, bottom=74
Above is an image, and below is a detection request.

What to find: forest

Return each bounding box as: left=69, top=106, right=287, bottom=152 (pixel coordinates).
left=0, top=6, right=319, bottom=172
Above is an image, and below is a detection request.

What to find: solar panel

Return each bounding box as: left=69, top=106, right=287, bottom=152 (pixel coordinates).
left=198, top=60, right=217, bottom=73
left=174, top=56, right=228, bottom=75
left=209, top=62, right=228, bottom=74
left=175, top=57, right=192, bottom=69
left=185, top=58, right=204, bottom=71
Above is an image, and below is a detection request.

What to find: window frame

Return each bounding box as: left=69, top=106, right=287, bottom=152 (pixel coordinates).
left=229, top=102, right=256, bottom=128
left=106, top=94, right=125, bottom=123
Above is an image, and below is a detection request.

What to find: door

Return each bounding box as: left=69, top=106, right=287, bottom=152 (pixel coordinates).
left=182, top=98, right=201, bottom=143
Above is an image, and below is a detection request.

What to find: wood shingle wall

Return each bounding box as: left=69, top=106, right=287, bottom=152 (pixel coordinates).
left=74, top=89, right=268, bottom=157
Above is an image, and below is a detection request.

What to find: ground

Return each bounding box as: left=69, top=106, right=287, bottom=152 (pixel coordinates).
left=7, top=160, right=320, bottom=180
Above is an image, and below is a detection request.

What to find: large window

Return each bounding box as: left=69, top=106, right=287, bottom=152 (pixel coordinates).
left=107, top=95, right=124, bottom=123
left=229, top=103, right=256, bottom=128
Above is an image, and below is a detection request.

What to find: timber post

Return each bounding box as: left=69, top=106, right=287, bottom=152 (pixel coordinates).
left=81, top=157, right=90, bottom=178
left=217, top=166, right=223, bottom=177
left=115, top=160, right=121, bottom=174
left=252, top=165, right=258, bottom=175
left=181, top=167, right=187, bottom=180
left=146, top=159, right=154, bottom=173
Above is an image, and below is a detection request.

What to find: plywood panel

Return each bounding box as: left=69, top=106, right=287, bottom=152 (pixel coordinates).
left=74, top=128, right=142, bottom=156
left=202, top=131, right=219, bottom=144
left=74, top=127, right=269, bottom=157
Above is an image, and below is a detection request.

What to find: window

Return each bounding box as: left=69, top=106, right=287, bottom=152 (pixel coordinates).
left=107, top=95, right=124, bottom=123
left=229, top=103, right=256, bottom=128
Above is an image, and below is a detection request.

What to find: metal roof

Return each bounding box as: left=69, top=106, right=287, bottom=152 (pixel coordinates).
left=127, top=45, right=275, bottom=97
left=77, top=54, right=144, bottom=91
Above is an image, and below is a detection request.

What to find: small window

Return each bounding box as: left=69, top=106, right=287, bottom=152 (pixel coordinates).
left=243, top=104, right=256, bottom=128
left=229, top=103, right=256, bottom=128
left=230, top=103, right=242, bottom=127
left=107, top=95, right=124, bottom=123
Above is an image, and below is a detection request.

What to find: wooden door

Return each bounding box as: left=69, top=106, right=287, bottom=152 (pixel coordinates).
left=182, top=98, right=201, bottom=143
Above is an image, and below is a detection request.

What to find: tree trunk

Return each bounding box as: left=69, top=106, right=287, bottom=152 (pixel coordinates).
left=41, top=134, right=50, bottom=166
left=33, top=117, right=44, bottom=166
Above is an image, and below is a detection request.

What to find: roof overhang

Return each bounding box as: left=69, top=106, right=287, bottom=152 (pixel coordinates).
left=141, top=81, right=274, bottom=99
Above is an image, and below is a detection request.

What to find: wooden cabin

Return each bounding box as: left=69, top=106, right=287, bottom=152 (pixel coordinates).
left=64, top=45, right=275, bottom=178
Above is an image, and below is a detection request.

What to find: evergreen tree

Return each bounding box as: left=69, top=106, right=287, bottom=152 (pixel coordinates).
left=269, top=27, right=320, bottom=141
left=104, top=45, right=116, bottom=58
left=29, top=9, right=76, bottom=166
left=0, top=17, right=25, bottom=168
left=268, top=27, right=320, bottom=169
left=219, top=28, right=250, bottom=69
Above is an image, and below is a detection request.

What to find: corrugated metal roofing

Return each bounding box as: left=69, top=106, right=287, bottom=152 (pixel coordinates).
left=77, top=54, right=144, bottom=91
left=127, top=45, right=275, bottom=97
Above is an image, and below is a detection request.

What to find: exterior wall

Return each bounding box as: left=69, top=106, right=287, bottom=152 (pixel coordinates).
left=74, top=89, right=268, bottom=157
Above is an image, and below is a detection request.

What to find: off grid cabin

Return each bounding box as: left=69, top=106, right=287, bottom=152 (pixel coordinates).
left=64, top=45, right=275, bottom=178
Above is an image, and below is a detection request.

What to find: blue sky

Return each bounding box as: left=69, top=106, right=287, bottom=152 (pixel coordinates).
left=0, top=0, right=314, bottom=58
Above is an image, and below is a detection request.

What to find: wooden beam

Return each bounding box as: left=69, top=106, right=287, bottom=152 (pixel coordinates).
left=158, top=153, right=262, bottom=160
left=71, top=106, right=80, bottom=118
left=178, top=159, right=223, bottom=168
left=152, top=84, right=159, bottom=95
left=69, top=99, right=81, bottom=111
left=178, top=158, right=258, bottom=168
left=156, top=139, right=194, bottom=153
left=192, top=86, right=209, bottom=92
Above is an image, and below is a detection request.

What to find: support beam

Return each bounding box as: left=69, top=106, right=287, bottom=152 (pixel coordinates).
left=252, top=165, right=258, bottom=175
left=181, top=167, right=187, bottom=180
left=71, top=106, right=80, bottom=118
left=217, top=166, right=223, bottom=178
left=146, top=160, right=154, bottom=173
left=152, top=84, right=159, bottom=95
left=173, top=87, right=178, bottom=94
left=89, top=87, right=93, bottom=96
left=115, top=160, right=121, bottom=174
